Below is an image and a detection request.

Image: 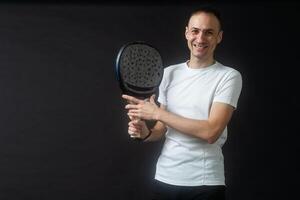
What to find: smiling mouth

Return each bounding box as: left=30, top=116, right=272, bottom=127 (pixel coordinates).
left=193, top=44, right=208, bottom=50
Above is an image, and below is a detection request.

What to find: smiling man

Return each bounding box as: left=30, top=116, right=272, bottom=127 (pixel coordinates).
left=122, top=6, right=242, bottom=200
left=186, top=11, right=222, bottom=68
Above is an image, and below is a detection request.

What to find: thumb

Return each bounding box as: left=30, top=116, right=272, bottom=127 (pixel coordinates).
left=150, top=94, right=156, bottom=104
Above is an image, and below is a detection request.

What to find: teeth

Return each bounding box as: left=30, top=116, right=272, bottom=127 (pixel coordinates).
left=193, top=44, right=206, bottom=48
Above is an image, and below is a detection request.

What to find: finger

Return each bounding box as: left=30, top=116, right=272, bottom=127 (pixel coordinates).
left=134, top=119, right=145, bottom=126
left=129, top=126, right=140, bottom=133
left=128, top=109, right=139, bottom=114
left=122, top=95, right=142, bottom=104
left=129, top=126, right=141, bottom=133
left=128, top=130, right=138, bottom=138
left=129, top=115, right=141, bottom=123
left=128, top=130, right=135, bottom=135
left=129, top=119, right=141, bottom=125
left=128, top=128, right=141, bottom=138
left=125, top=104, right=139, bottom=109
left=130, top=134, right=140, bottom=138
left=128, top=128, right=139, bottom=134
left=134, top=119, right=143, bottom=125
left=129, top=121, right=142, bottom=129
left=128, top=113, right=140, bottom=118
left=129, top=126, right=142, bottom=133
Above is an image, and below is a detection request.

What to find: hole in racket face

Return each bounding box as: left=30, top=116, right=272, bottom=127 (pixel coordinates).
left=119, top=44, right=163, bottom=88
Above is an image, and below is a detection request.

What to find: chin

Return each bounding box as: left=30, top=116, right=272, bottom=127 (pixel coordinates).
left=193, top=53, right=206, bottom=59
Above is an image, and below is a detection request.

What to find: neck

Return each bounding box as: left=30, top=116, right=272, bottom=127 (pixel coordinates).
left=188, top=57, right=215, bottom=69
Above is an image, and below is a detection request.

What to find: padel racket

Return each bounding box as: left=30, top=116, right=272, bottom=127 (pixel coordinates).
left=115, top=41, right=164, bottom=99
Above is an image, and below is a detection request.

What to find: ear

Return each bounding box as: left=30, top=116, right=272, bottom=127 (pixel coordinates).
left=185, top=26, right=189, bottom=40
left=217, top=30, right=223, bottom=44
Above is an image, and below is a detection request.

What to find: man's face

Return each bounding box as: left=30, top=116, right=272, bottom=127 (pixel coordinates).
left=185, top=12, right=223, bottom=62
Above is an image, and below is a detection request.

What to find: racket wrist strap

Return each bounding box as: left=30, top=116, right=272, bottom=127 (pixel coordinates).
left=141, top=129, right=152, bottom=141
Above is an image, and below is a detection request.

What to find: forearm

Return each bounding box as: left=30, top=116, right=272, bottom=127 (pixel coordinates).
left=155, top=108, right=220, bottom=143
left=144, top=121, right=167, bottom=142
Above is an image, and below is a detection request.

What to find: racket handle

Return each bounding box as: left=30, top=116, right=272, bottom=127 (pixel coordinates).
left=127, top=98, right=152, bottom=141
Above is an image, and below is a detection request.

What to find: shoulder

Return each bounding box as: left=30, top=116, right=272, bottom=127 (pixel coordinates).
left=215, top=62, right=242, bottom=79
left=163, top=62, right=186, bottom=74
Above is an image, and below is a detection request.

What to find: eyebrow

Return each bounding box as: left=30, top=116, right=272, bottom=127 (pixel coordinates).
left=190, top=27, right=215, bottom=32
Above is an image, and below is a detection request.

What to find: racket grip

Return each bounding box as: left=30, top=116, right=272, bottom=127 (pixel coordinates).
left=128, top=100, right=142, bottom=140
left=127, top=99, right=152, bottom=141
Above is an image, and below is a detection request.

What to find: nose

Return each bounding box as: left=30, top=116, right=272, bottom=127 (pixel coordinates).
left=195, top=31, right=205, bottom=42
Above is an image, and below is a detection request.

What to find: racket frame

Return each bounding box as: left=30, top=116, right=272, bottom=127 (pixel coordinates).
left=115, top=41, right=163, bottom=98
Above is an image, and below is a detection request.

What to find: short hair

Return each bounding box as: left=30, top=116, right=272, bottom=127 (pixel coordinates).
left=188, top=6, right=222, bottom=31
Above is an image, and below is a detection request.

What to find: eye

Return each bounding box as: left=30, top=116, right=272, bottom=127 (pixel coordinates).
left=205, top=31, right=214, bottom=36
left=191, top=29, right=199, bottom=34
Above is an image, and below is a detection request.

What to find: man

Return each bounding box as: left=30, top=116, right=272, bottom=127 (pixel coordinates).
left=122, top=7, right=242, bottom=200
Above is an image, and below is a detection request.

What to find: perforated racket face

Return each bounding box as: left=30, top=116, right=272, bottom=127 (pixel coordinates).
left=116, top=42, right=163, bottom=97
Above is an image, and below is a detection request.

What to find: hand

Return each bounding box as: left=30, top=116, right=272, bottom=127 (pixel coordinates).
left=122, top=94, right=159, bottom=121
left=128, top=118, right=150, bottom=139
left=121, top=94, right=150, bottom=138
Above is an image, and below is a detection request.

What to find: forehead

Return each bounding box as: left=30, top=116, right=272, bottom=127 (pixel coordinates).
left=188, top=12, right=220, bottom=31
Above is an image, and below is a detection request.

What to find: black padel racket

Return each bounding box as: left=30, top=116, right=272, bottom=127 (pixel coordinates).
left=115, top=41, right=164, bottom=99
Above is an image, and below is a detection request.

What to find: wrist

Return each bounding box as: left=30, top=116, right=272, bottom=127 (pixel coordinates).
left=155, top=106, right=165, bottom=121
left=141, top=129, right=152, bottom=141
left=153, top=107, right=161, bottom=121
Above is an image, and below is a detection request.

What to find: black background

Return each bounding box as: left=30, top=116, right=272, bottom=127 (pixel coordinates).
left=0, top=1, right=299, bottom=199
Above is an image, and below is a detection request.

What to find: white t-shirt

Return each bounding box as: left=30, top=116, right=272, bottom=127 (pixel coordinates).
left=155, top=61, right=242, bottom=186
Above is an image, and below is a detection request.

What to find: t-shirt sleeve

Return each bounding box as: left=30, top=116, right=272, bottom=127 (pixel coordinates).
left=158, top=69, right=168, bottom=106
left=213, top=70, right=242, bottom=109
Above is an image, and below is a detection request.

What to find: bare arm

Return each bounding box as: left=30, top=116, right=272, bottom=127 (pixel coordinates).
left=155, top=102, right=234, bottom=143
left=123, top=94, right=234, bottom=144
